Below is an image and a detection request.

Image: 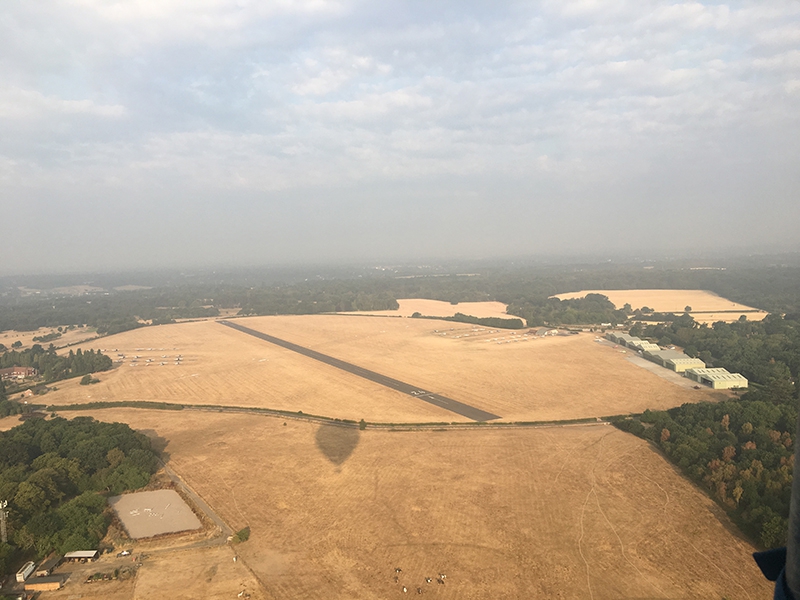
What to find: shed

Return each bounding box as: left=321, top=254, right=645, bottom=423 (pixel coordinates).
left=64, top=550, right=98, bottom=562
left=25, top=575, right=64, bottom=592
left=35, top=555, right=61, bottom=577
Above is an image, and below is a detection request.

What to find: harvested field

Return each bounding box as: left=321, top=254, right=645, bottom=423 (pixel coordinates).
left=0, top=326, right=99, bottom=350
left=109, top=489, right=202, bottom=538
left=690, top=311, right=768, bottom=324
left=553, top=289, right=767, bottom=322
left=0, top=415, right=22, bottom=431
left=63, top=408, right=771, bottom=600
left=44, top=315, right=721, bottom=422
left=355, top=299, right=512, bottom=319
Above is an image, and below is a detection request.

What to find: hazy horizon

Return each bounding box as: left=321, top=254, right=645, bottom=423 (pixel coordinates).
left=2, top=1, right=799, bottom=273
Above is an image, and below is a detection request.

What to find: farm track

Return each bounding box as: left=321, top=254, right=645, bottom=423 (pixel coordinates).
left=150, top=461, right=234, bottom=552
left=219, top=320, right=501, bottom=422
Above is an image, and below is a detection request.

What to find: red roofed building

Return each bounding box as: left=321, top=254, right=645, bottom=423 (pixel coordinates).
left=0, top=366, right=37, bottom=380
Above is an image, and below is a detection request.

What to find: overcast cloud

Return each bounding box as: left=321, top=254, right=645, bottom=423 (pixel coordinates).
left=2, top=0, right=799, bottom=272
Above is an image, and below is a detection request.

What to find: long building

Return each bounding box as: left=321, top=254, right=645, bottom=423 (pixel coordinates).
left=644, top=348, right=687, bottom=367
left=630, top=340, right=661, bottom=353
left=685, top=367, right=748, bottom=389
left=665, top=357, right=706, bottom=372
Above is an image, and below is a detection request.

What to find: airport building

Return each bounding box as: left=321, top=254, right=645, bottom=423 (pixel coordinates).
left=644, top=348, right=687, bottom=367
left=685, top=368, right=749, bottom=389
left=664, top=357, right=706, bottom=372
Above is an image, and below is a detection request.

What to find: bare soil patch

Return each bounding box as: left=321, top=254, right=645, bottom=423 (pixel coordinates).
left=63, top=409, right=771, bottom=600
left=553, top=289, right=767, bottom=322
left=109, top=489, right=202, bottom=539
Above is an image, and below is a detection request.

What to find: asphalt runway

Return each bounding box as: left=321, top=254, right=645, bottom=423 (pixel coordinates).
left=219, top=320, right=501, bottom=422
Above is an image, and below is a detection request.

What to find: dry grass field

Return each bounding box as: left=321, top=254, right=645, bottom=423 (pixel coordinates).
left=40, top=544, right=270, bottom=600
left=43, top=319, right=455, bottom=423
left=42, top=315, right=720, bottom=422
left=355, top=299, right=512, bottom=319
left=553, top=289, right=768, bottom=322
left=59, top=408, right=770, bottom=600
left=229, top=315, right=722, bottom=421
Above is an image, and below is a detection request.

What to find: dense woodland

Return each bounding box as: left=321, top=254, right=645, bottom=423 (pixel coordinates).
left=0, top=381, right=24, bottom=417
left=0, top=417, right=160, bottom=577
left=0, top=345, right=112, bottom=385
left=613, top=386, right=796, bottom=548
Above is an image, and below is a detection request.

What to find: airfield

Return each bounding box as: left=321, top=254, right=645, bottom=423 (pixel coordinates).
left=16, top=303, right=771, bottom=598
left=44, top=314, right=724, bottom=422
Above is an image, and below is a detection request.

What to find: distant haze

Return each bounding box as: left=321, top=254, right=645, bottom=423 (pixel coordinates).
left=2, top=1, right=799, bottom=273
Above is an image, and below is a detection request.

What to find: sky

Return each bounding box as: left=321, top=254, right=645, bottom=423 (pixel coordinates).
left=2, top=0, right=799, bottom=273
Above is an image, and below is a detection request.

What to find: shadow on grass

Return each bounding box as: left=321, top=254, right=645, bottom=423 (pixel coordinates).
left=315, top=424, right=360, bottom=465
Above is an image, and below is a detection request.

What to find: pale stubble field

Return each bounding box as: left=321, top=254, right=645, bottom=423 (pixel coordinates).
left=553, top=289, right=768, bottom=322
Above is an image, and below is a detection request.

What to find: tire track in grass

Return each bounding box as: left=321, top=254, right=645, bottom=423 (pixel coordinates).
left=577, top=433, right=613, bottom=600
left=591, top=448, right=667, bottom=598
left=629, top=460, right=753, bottom=600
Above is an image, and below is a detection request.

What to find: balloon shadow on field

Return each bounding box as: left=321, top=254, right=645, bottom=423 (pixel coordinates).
left=315, top=424, right=360, bottom=466
left=139, top=429, right=171, bottom=464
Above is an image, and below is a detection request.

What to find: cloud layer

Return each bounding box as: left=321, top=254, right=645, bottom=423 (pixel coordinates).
left=2, top=1, right=799, bottom=270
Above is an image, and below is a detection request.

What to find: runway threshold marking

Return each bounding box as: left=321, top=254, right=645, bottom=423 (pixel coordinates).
left=219, top=320, right=501, bottom=422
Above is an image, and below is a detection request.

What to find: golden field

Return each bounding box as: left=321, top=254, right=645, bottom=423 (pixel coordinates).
left=354, top=299, right=512, bottom=319
left=553, top=289, right=768, bottom=322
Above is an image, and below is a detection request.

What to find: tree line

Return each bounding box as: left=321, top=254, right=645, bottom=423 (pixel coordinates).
left=613, top=383, right=796, bottom=548
left=1, top=345, right=112, bottom=384
left=0, top=417, right=160, bottom=577
left=3, top=258, right=800, bottom=336
left=411, top=311, right=525, bottom=329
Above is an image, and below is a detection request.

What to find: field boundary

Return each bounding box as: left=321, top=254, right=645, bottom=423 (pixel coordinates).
left=47, top=400, right=622, bottom=431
